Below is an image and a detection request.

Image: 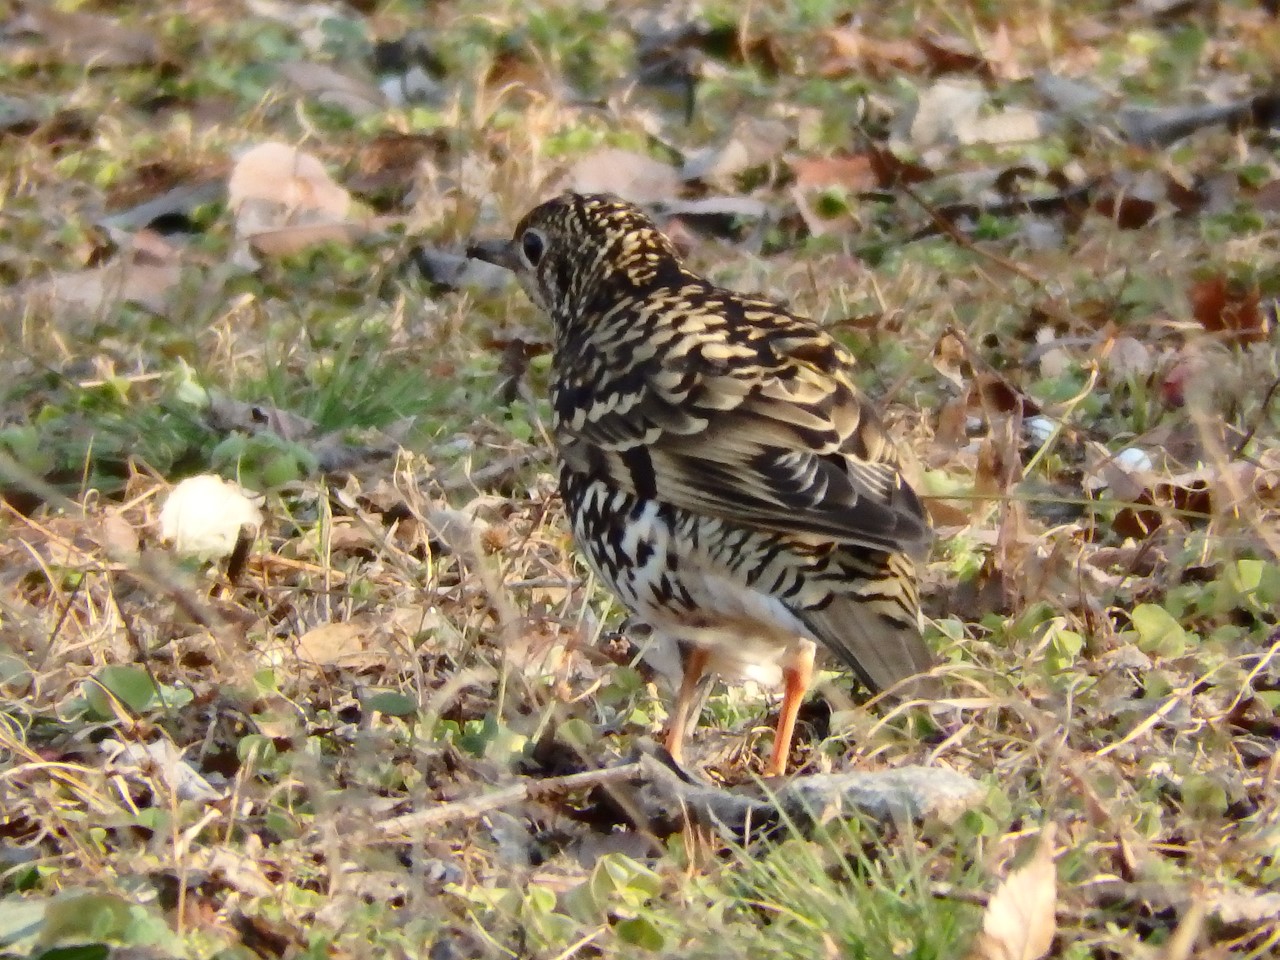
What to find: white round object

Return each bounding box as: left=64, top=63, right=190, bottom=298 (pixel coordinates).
left=1024, top=416, right=1057, bottom=446
left=159, top=474, right=263, bottom=559
left=1113, top=447, right=1153, bottom=472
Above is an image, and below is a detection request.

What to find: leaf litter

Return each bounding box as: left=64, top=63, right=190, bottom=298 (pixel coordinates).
left=1, top=1, right=1279, bottom=958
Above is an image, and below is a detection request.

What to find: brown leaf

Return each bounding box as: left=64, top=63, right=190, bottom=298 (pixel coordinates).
left=975, top=415, right=1022, bottom=499
left=933, top=396, right=970, bottom=452
left=1163, top=173, right=1206, bottom=215
left=95, top=511, right=140, bottom=560
left=1111, top=496, right=1164, bottom=540
left=247, top=222, right=367, bottom=257
left=18, top=233, right=184, bottom=320
left=5, top=8, right=160, bottom=69
left=555, top=147, right=682, bottom=204
left=923, top=497, right=972, bottom=528
left=916, top=32, right=993, bottom=78
left=790, top=154, right=878, bottom=191
left=975, top=372, right=1042, bottom=419
left=866, top=143, right=935, bottom=187
left=931, top=332, right=970, bottom=389
left=484, top=49, right=546, bottom=91
left=972, top=824, right=1058, bottom=960
left=1093, top=193, right=1158, bottom=229
left=228, top=143, right=353, bottom=230
left=1250, top=178, right=1280, bottom=212
left=293, top=620, right=384, bottom=670
left=348, top=132, right=444, bottom=199
left=680, top=118, right=791, bottom=182
left=820, top=26, right=925, bottom=78
left=980, top=24, right=1027, bottom=81
left=1189, top=275, right=1268, bottom=344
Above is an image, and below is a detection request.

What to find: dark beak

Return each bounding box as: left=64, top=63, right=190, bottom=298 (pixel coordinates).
left=466, top=238, right=520, bottom=271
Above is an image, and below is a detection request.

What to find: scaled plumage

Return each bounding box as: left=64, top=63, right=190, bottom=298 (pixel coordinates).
left=470, top=193, right=933, bottom=775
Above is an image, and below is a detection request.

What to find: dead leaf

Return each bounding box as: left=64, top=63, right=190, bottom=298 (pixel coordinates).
left=1033, top=327, right=1073, bottom=379
left=1189, top=274, right=1268, bottom=344
left=1084, top=442, right=1151, bottom=500
left=916, top=32, right=993, bottom=78
left=229, top=143, right=351, bottom=216
left=293, top=620, right=380, bottom=669
left=655, top=196, right=770, bottom=241
left=975, top=372, right=1042, bottom=419
left=0, top=93, right=41, bottom=133
left=95, top=511, right=140, bottom=560
left=1035, top=72, right=1107, bottom=115
left=103, top=179, right=226, bottom=232
left=1159, top=350, right=1208, bottom=408
left=977, top=416, right=1022, bottom=513
left=278, top=61, right=385, bottom=117
left=206, top=394, right=317, bottom=441
left=101, top=738, right=223, bottom=803
left=1105, top=336, right=1154, bottom=378
left=931, top=333, right=970, bottom=389
left=3, top=8, right=160, bottom=69
left=188, top=847, right=277, bottom=899
left=554, top=147, right=682, bottom=204
left=866, top=143, right=936, bottom=187
left=909, top=79, right=987, bottom=148
left=17, top=232, right=184, bottom=321
left=247, top=222, right=366, bottom=257
left=484, top=47, right=547, bottom=91
left=956, top=108, right=1051, bottom=146
left=1211, top=888, right=1280, bottom=925
left=1093, top=193, right=1159, bottom=229
left=820, top=25, right=925, bottom=78
left=971, top=824, right=1058, bottom=960
left=348, top=131, right=443, bottom=200
left=978, top=24, right=1026, bottom=82
left=1250, top=178, right=1280, bottom=212
left=228, top=143, right=361, bottom=260
left=923, top=497, right=972, bottom=528
left=680, top=118, right=791, bottom=181
left=790, top=154, right=878, bottom=191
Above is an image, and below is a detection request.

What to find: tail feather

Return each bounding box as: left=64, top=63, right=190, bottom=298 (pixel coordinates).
left=797, top=553, right=933, bottom=693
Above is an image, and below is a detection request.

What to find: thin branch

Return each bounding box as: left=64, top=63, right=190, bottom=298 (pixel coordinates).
left=370, top=761, right=645, bottom=837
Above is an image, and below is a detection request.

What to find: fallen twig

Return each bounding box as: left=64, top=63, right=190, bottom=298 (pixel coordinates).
left=372, top=761, right=646, bottom=836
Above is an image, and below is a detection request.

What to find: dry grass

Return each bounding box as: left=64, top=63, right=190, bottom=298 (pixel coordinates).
left=2, top=1, right=1280, bottom=958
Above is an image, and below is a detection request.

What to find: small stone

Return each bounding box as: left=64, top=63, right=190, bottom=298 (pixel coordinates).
left=779, top=766, right=984, bottom=825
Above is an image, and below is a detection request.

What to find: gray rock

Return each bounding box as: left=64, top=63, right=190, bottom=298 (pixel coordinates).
left=778, top=766, right=985, bottom=825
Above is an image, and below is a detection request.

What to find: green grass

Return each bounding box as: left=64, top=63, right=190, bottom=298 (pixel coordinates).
left=2, top=0, right=1280, bottom=957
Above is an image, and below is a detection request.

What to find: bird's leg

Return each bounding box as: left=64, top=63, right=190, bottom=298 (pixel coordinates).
left=766, top=638, right=817, bottom=777
left=664, top=645, right=710, bottom=765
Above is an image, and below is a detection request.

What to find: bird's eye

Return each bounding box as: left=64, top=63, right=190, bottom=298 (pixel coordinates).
left=521, top=230, right=545, bottom=266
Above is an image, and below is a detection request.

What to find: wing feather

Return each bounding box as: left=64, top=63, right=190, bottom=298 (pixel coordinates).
left=554, top=291, right=931, bottom=555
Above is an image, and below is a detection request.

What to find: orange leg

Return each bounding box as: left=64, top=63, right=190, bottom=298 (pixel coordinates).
left=664, top=646, right=711, bottom=765
left=766, top=639, right=816, bottom=777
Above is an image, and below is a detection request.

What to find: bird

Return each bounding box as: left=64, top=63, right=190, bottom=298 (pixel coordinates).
left=469, top=192, right=933, bottom=776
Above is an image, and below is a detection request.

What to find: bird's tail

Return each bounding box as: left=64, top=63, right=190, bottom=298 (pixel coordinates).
left=796, top=551, right=934, bottom=694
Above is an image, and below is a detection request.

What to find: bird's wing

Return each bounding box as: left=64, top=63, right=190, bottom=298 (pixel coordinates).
left=554, top=299, right=931, bottom=555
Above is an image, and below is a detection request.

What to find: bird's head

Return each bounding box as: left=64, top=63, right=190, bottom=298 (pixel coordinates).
left=468, top=193, right=684, bottom=319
